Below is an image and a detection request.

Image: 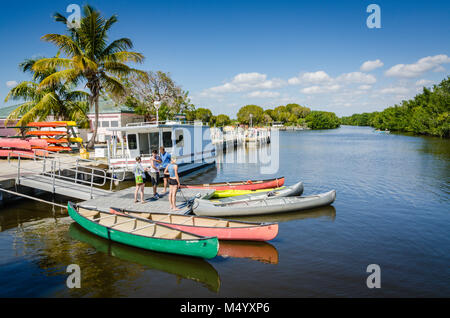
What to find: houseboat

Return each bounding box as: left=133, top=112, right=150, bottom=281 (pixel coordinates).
left=106, top=121, right=216, bottom=178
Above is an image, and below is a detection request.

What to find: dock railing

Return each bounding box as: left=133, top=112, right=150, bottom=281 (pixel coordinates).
left=7, top=149, right=126, bottom=197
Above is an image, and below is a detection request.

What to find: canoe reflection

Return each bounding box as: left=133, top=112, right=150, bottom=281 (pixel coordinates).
left=218, top=241, right=279, bottom=264
left=228, top=205, right=336, bottom=223
left=69, top=223, right=221, bottom=293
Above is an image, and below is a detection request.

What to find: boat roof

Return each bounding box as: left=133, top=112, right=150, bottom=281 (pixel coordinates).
left=107, top=121, right=210, bottom=133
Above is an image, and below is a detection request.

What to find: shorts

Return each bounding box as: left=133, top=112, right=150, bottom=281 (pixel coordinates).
left=149, top=172, right=159, bottom=186
left=168, top=178, right=178, bottom=186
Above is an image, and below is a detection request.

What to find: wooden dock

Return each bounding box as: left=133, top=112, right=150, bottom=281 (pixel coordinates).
left=80, top=186, right=212, bottom=214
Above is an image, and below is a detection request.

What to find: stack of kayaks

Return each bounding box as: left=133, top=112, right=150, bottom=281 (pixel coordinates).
left=0, top=138, right=47, bottom=158
left=25, top=121, right=81, bottom=152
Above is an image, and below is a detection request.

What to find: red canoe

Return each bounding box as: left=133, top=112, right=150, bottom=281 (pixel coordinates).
left=28, top=139, right=48, bottom=149
left=110, top=208, right=279, bottom=241
left=25, top=131, right=67, bottom=136
left=181, top=177, right=285, bottom=191
left=0, top=149, right=47, bottom=158
left=0, top=138, right=31, bottom=150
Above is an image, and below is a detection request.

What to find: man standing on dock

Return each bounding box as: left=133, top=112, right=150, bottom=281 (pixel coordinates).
left=149, top=150, right=161, bottom=199
left=159, top=146, right=171, bottom=193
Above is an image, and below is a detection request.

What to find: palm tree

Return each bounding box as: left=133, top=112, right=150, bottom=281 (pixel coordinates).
left=4, top=58, right=90, bottom=127
left=32, top=4, right=147, bottom=148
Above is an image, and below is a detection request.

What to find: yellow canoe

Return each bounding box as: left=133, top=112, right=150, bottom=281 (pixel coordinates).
left=211, top=186, right=286, bottom=198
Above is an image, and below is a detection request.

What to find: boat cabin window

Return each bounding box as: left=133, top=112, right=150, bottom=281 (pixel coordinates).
left=149, top=132, right=159, bottom=152
left=128, top=134, right=137, bottom=150
left=163, top=131, right=172, bottom=148
left=175, top=129, right=184, bottom=147
left=139, top=133, right=150, bottom=155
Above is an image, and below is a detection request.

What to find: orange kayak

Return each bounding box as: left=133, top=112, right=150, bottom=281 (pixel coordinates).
left=27, top=121, right=76, bottom=127
left=42, top=138, right=69, bottom=144
left=26, top=131, right=67, bottom=136
left=47, top=146, right=72, bottom=152
left=181, top=177, right=285, bottom=191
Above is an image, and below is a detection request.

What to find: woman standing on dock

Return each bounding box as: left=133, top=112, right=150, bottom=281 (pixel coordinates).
left=164, top=157, right=181, bottom=211
left=134, top=156, right=148, bottom=203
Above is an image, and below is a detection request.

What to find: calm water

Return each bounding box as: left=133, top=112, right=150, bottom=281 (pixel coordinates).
left=0, top=126, right=449, bottom=297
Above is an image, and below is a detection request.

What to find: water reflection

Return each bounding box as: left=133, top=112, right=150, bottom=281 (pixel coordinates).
left=230, top=205, right=336, bottom=223
left=69, top=223, right=221, bottom=293
left=218, top=241, right=279, bottom=264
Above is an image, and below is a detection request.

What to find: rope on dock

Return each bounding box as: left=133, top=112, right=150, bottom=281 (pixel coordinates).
left=0, top=187, right=67, bottom=209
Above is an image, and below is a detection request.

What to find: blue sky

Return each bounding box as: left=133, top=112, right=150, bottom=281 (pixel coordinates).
left=1, top=0, right=449, bottom=117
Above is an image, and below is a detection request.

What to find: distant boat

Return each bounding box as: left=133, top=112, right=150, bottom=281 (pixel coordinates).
left=375, top=129, right=390, bottom=134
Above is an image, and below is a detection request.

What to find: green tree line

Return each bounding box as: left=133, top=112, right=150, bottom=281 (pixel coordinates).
left=236, top=104, right=340, bottom=129
left=341, top=76, right=450, bottom=137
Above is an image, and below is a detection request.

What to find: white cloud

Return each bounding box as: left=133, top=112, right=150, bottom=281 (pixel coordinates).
left=301, top=84, right=341, bottom=94
left=433, top=65, right=446, bottom=73
left=6, top=80, right=17, bottom=88
left=336, top=72, right=377, bottom=84
left=360, top=59, right=384, bottom=72
left=246, top=91, right=280, bottom=98
left=415, top=79, right=433, bottom=87
left=206, top=72, right=285, bottom=94
left=358, top=85, right=372, bottom=90
left=379, top=87, right=410, bottom=95
left=385, top=54, right=450, bottom=78
left=288, top=71, right=332, bottom=85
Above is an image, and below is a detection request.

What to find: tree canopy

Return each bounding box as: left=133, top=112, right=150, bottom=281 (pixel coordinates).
left=341, top=76, right=450, bottom=137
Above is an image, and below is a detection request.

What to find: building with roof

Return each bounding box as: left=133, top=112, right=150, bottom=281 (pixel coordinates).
left=86, top=99, right=145, bottom=143
left=0, top=99, right=145, bottom=142
left=0, top=104, right=20, bottom=137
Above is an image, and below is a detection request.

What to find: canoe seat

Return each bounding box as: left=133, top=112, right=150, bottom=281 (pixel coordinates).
left=160, top=232, right=182, bottom=240
left=211, top=220, right=229, bottom=228
left=130, top=223, right=155, bottom=233
left=79, top=208, right=99, bottom=218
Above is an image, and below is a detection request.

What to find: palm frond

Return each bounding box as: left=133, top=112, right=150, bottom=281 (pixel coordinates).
left=41, top=34, right=82, bottom=57
left=38, top=69, right=81, bottom=89
left=4, top=81, right=39, bottom=102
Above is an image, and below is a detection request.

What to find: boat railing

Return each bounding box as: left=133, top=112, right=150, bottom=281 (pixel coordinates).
left=125, top=120, right=202, bottom=127
left=7, top=150, right=126, bottom=197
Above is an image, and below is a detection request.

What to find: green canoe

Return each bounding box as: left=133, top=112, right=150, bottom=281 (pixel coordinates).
left=67, top=202, right=219, bottom=259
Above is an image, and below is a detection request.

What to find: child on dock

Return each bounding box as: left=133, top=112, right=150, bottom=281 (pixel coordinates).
left=134, top=156, right=148, bottom=204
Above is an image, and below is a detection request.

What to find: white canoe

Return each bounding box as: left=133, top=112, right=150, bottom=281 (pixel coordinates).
left=193, top=190, right=336, bottom=217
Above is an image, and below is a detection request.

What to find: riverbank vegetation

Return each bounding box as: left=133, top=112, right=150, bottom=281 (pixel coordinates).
left=341, top=77, right=450, bottom=137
